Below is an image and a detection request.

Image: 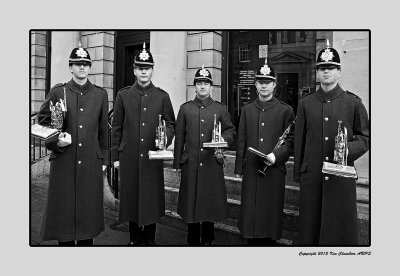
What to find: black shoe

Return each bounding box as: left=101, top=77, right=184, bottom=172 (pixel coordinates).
left=127, top=239, right=143, bottom=246
left=144, top=240, right=157, bottom=246
left=201, top=241, right=212, bottom=246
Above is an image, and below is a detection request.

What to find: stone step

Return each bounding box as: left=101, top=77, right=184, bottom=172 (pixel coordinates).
left=165, top=186, right=299, bottom=233
left=164, top=185, right=370, bottom=245
left=163, top=167, right=369, bottom=218
left=104, top=174, right=370, bottom=245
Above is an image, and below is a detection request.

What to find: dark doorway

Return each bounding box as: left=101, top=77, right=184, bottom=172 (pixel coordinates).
left=276, top=73, right=299, bottom=115
left=114, top=31, right=150, bottom=100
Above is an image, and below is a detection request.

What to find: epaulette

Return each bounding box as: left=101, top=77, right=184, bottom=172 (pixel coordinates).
left=243, top=98, right=256, bottom=106
left=118, top=86, right=131, bottom=92
left=94, top=84, right=107, bottom=92
left=346, top=90, right=360, bottom=99
left=181, top=100, right=192, bottom=106
left=51, top=83, right=65, bottom=90
left=156, top=86, right=168, bottom=94
left=301, top=92, right=313, bottom=99
left=279, top=100, right=291, bottom=108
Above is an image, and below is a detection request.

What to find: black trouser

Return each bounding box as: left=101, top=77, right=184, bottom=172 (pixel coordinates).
left=58, top=239, right=93, bottom=246
left=129, top=222, right=156, bottom=244
left=247, top=237, right=276, bottom=246
left=187, top=221, right=215, bottom=245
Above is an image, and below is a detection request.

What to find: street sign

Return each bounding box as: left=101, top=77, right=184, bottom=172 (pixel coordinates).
left=259, top=45, right=268, bottom=58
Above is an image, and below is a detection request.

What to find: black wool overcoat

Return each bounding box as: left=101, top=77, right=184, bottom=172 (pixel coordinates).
left=111, top=81, right=175, bottom=226
left=294, top=85, right=370, bottom=245
left=173, top=96, right=236, bottom=223
left=234, top=97, right=295, bottom=239
left=38, top=79, right=110, bottom=241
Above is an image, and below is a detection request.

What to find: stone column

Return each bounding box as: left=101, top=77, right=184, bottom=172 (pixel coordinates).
left=150, top=31, right=187, bottom=116
left=31, top=31, right=48, bottom=114
left=82, top=31, right=115, bottom=111
left=333, top=31, right=370, bottom=180
left=186, top=31, right=223, bottom=101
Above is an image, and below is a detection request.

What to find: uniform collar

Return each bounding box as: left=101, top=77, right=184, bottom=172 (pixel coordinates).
left=193, top=95, right=214, bottom=107
left=67, top=79, right=93, bottom=94
left=133, top=81, right=154, bottom=95
left=315, top=84, right=344, bottom=102
left=255, top=96, right=278, bottom=111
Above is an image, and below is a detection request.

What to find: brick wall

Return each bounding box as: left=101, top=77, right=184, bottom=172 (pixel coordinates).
left=31, top=31, right=48, bottom=114
left=81, top=31, right=115, bottom=111
left=186, top=31, right=223, bottom=101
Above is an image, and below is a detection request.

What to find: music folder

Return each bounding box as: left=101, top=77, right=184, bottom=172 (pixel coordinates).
left=247, top=147, right=274, bottom=163
left=31, top=124, right=60, bottom=141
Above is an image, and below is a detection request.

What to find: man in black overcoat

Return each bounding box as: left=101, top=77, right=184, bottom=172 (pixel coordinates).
left=294, top=43, right=370, bottom=245
left=111, top=43, right=175, bottom=245
left=173, top=67, right=236, bottom=245
left=37, top=42, right=110, bottom=246
left=234, top=64, right=295, bottom=246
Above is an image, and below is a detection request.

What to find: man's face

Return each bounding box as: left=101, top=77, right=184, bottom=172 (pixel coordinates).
left=70, top=63, right=90, bottom=80
left=255, top=79, right=276, bottom=99
left=317, top=66, right=341, bottom=86
left=195, top=81, right=212, bottom=99
left=134, top=66, right=153, bottom=85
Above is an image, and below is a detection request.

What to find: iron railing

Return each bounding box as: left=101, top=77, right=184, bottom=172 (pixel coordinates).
left=30, top=113, right=50, bottom=163
left=107, top=109, right=119, bottom=199
left=31, top=110, right=120, bottom=199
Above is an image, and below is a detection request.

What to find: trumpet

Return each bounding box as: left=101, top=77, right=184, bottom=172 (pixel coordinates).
left=155, top=115, right=167, bottom=150
left=321, top=120, right=357, bottom=178
left=149, top=114, right=174, bottom=160
left=333, top=120, right=348, bottom=166
left=203, top=114, right=228, bottom=165
left=212, top=114, right=224, bottom=163
left=212, top=114, right=222, bottom=142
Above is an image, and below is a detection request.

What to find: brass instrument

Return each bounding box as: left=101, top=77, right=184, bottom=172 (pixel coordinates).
left=148, top=115, right=174, bottom=160
left=155, top=115, right=166, bottom=150
left=50, top=87, right=67, bottom=131
left=248, top=119, right=296, bottom=176
left=333, top=120, right=347, bottom=166
left=203, top=114, right=228, bottom=164
left=322, top=120, right=357, bottom=178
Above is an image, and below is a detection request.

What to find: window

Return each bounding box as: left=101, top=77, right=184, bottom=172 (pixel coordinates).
left=300, top=31, right=306, bottom=42
left=270, top=31, right=277, bottom=44
left=239, top=43, right=251, bottom=62
left=282, top=31, right=296, bottom=44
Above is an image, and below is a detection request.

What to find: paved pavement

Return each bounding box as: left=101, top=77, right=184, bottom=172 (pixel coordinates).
left=30, top=175, right=190, bottom=246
